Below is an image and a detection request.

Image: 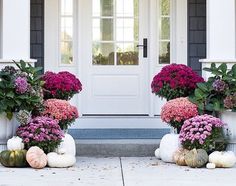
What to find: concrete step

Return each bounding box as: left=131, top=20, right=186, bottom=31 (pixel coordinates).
left=75, top=139, right=160, bottom=157
left=1, top=139, right=160, bottom=157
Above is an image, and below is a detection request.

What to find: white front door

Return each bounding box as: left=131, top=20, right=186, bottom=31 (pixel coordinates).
left=80, top=0, right=149, bottom=115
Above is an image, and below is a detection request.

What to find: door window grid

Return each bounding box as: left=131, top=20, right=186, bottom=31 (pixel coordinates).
left=60, top=0, right=74, bottom=65
left=159, top=0, right=171, bottom=64
left=92, top=0, right=139, bottom=65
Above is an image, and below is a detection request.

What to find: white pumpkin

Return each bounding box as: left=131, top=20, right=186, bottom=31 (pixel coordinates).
left=206, top=163, right=216, bottom=169
left=159, top=134, right=181, bottom=163
left=154, top=148, right=161, bottom=159
left=209, top=151, right=236, bottom=168
left=7, top=136, right=24, bottom=150
left=47, top=152, right=76, bottom=168
left=56, top=134, right=76, bottom=156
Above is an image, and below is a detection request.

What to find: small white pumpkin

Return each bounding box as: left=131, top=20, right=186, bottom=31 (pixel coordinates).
left=209, top=151, right=236, bottom=168
left=154, top=148, right=161, bottom=159
left=159, top=134, right=181, bottom=163
left=47, top=152, right=76, bottom=168
left=56, top=134, right=76, bottom=156
left=7, top=136, right=24, bottom=150
left=206, top=163, right=216, bottom=169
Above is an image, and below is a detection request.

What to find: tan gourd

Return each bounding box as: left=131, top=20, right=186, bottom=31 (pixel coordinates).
left=173, top=148, right=189, bottom=166
left=185, top=149, right=208, bottom=168
left=26, top=146, right=47, bottom=169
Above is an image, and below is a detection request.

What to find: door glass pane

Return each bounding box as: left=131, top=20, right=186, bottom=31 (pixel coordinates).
left=117, top=43, right=138, bottom=65
left=61, top=0, right=73, bottom=16
left=93, top=0, right=114, bottom=17
left=161, top=0, right=170, bottom=15
left=60, top=0, right=73, bottom=64
left=61, top=41, right=73, bottom=64
left=93, top=19, right=114, bottom=41
left=116, top=0, right=138, bottom=17
left=159, top=41, right=170, bottom=64
left=93, top=43, right=115, bottom=65
left=158, top=0, right=171, bottom=64
left=160, top=17, right=170, bottom=40
left=92, top=0, right=139, bottom=66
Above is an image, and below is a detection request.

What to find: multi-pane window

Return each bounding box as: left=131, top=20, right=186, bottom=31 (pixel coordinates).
left=60, top=0, right=74, bottom=64
left=159, top=0, right=171, bottom=64
left=92, top=0, right=139, bottom=65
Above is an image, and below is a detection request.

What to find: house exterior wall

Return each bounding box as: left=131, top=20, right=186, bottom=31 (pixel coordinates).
left=30, top=0, right=44, bottom=69
left=188, top=0, right=206, bottom=75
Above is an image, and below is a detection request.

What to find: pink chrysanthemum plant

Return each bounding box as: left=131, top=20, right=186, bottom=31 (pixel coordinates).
left=179, top=114, right=227, bottom=153
left=42, top=99, right=79, bottom=131
left=16, top=116, right=64, bottom=153
left=161, top=97, right=198, bottom=133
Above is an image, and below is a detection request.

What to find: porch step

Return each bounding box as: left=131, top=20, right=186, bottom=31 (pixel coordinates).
left=1, top=129, right=169, bottom=156
left=1, top=139, right=160, bottom=157
left=68, top=128, right=170, bottom=139
left=75, top=139, right=160, bottom=157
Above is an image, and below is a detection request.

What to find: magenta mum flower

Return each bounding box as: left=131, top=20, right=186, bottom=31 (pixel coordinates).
left=151, top=64, right=204, bottom=100
left=16, top=116, right=64, bottom=153
left=42, top=71, right=82, bottom=100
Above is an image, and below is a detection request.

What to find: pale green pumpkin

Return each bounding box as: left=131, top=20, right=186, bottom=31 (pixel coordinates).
left=185, top=149, right=208, bottom=168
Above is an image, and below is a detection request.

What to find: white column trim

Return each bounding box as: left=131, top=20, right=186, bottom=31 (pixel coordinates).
left=206, top=0, right=236, bottom=59
left=1, top=0, right=30, bottom=60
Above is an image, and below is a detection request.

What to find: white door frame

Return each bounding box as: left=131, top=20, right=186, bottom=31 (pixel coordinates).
left=44, top=0, right=187, bottom=129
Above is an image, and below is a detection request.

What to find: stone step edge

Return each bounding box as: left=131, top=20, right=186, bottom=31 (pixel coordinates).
left=75, top=139, right=160, bottom=157
left=0, top=139, right=160, bottom=157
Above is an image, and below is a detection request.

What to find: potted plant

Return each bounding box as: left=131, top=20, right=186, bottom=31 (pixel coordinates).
left=161, top=97, right=198, bottom=133
left=151, top=64, right=204, bottom=101
left=16, top=116, right=64, bottom=153
left=189, top=63, right=236, bottom=147
left=42, top=71, right=82, bottom=100
left=179, top=114, right=227, bottom=153
left=0, top=60, right=44, bottom=140
left=42, top=99, right=79, bottom=131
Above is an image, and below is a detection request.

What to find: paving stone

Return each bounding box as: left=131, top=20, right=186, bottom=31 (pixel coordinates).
left=0, top=157, right=123, bottom=186
left=121, top=157, right=236, bottom=186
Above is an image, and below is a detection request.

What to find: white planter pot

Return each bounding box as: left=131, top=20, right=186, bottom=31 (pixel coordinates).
left=220, top=111, right=236, bottom=153
left=0, top=113, right=19, bottom=152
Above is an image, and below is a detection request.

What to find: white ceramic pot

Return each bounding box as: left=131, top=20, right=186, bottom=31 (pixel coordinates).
left=220, top=111, right=236, bottom=141
left=220, top=110, right=236, bottom=153
left=0, top=113, right=19, bottom=151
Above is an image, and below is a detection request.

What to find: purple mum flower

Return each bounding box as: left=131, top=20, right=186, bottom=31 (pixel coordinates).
left=14, top=76, right=29, bottom=94
left=212, top=79, right=228, bottom=92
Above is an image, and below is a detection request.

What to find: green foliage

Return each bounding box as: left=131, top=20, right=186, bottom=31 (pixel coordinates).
left=0, top=60, right=44, bottom=119
left=189, top=63, right=236, bottom=115
left=24, top=140, right=61, bottom=154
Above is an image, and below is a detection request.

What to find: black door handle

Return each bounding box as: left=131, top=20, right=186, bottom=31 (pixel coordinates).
left=136, top=38, right=147, bottom=58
